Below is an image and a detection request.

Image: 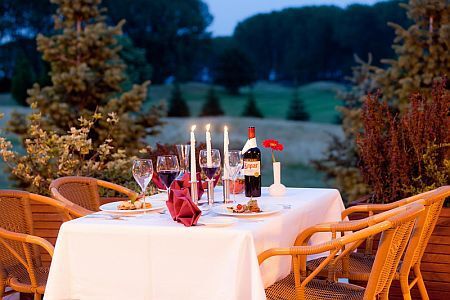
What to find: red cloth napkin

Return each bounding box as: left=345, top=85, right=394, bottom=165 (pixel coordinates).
left=152, top=172, right=166, bottom=190
left=170, top=172, right=204, bottom=200
left=166, top=186, right=201, bottom=226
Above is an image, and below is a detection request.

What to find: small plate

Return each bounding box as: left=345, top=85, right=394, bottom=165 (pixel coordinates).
left=199, top=216, right=238, bottom=227
left=99, top=200, right=165, bottom=215
left=212, top=203, right=282, bottom=217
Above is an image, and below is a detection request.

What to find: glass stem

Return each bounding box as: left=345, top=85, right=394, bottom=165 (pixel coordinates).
left=207, top=179, right=214, bottom=206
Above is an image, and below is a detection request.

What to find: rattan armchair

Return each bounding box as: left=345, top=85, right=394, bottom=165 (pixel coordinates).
left=0, top=190, right=89, bottom=300
left=303, top=186, right=450, bottom=300
left=50, top=176, right=138, bottom=213
left=259, top=203, right=425, bottom=300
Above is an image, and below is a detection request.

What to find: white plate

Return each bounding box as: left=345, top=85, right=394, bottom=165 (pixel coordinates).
left=99, top=200, right=166, bottom=215
left=212, top=203, right=282, bottom=217
left=145, top=193, right=168, bottom=202
left=199, top=216, right=237, bottom=227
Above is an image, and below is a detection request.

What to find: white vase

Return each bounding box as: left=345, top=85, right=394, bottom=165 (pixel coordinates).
left=269, top=162, right=286, bottom=196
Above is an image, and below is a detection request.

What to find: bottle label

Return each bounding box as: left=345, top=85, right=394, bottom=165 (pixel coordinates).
left=243, top=160, right=261, bottom=177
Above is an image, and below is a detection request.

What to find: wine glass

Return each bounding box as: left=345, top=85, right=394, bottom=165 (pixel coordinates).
left=132, top=159, right=154, bottom=211
left=199, top=149, right=221, bottom=206
left=176, top=144, right=190, bottom=180
left=226, top=150, right=243, bottom=203
left=156, top=155, right=180, bottom=198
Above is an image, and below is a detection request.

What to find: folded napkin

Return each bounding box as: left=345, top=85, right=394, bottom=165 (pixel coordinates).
left=152, top=172, right=166, bottom=190
left=166, top=187, right=201, bottom=226
left=170, top=172, right=204, bottom=200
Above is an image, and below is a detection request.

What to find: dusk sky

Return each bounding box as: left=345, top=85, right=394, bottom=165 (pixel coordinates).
left=204, top=0, right=383, bottom=36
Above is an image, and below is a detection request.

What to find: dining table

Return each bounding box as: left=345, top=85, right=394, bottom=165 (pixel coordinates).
left=44, top=187, right=345, bottom=300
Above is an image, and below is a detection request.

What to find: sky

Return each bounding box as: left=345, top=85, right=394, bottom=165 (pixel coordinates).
left=204, top=0, right=383, bottom=36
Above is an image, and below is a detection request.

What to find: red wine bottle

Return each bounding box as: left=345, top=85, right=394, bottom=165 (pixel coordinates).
left=243, top=127, right=261, bottom=197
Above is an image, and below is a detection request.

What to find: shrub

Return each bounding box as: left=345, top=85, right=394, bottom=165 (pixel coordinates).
left=242, top=92, right=263, bottom=118
left=357, top=79, right=449, bottom=203
left=167, top=83, right=190, bottom=117
left=200, top=87, right=224, bottom=116
left=0, top=108, right=142, bottom=195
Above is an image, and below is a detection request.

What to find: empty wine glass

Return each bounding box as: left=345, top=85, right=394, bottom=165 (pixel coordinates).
left=156, top=155, right=180, bottom=199
left=176, top=144, right=190, bottom=180
left=199, top=149, right=221, bottom=206
left=132, top=159, right=154, bottom=211
left=226, top=150, right=243, bottom=203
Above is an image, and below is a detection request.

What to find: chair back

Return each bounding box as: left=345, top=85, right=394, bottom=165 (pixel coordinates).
left=400, top=186, right=450, bottom=274
left=364, top=203, right=424, bottom=299
left=50, top=176, right=101, bottom=211
left=0, top=190, right=43, bottom=288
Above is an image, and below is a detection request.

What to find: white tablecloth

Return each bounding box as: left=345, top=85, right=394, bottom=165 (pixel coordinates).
left=44, top=188, right=344, bottom=300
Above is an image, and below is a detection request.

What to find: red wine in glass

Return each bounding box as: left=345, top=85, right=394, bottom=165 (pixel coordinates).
left=158, top=170, right=179, bottom=189
left=202, top=166, right=218, bottom=180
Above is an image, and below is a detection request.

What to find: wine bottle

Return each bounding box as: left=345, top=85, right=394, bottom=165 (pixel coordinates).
left=243, top=126, right=261, bottom=197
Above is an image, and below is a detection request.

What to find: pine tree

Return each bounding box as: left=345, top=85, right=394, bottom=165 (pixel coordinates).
left=10, top=0, right=162, bottom=153
left=287, top=88, right=310, bottom=121
left=11, top=51, right=35, bottom=106
left=377, top=0, right=450, bottom=108
left=167, top=83, right=190, bottom=117
left=200, top=87, right=224, bottom=116
left=242, top=92, right=263, bottom=118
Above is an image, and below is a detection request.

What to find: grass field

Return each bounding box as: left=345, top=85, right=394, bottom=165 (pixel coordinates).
left=147, top=81, right=344, bottom=124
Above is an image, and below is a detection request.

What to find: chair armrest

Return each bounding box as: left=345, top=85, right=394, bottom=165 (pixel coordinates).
left=0, top=228, right=54, bottom=257
left=96, top=179, right=138, bottom=198
left=341, top=202, right=400, bottom=220
left=258, top=242, right=336, bottom=265
left=44, top=190, right=94, bottom=219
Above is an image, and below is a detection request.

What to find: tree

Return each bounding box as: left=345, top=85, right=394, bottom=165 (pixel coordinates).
left=200, top=87, right=224, bottom=116
left=105, top=0, right=212, bottom=83
left=214, top=47, right=255, bottom=95
left=242, top=92, right=263, bottom=118
left=9, top=0, right=163, bottom=154
left=117, top=36, right=152, bottom=89
left=167, top=83, right=190, bottom=117
left=287, top=88, right=309, bottom=121
left=376, top=0, right=450, bottom=108
left=11, top=51, right=35, bottom=106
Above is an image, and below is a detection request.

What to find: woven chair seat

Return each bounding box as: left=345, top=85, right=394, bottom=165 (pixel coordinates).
left=7, top=265, right=49, bottom=286
left=306, top=252, right=375, bottom=281
left=265, top=272, right=365, bottom=300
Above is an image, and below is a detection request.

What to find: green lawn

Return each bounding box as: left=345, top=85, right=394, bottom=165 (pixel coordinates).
left=147, top=81, right=344, bottom=124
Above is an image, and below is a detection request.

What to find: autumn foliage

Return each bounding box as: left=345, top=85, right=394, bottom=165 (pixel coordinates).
left=357, top=79, right=449, bottom=203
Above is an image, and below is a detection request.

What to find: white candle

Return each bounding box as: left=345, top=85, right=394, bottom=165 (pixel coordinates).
left=190, top=125, right=197, bottom=180
left=206, top=123, right=212, bottom=167
left=223, top=126, right=229, bottom=179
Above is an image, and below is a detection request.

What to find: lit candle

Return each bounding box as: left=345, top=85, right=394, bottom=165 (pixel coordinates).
left=206, top=123, right=212, bottom=167
left=223, top=126, right=229, bottom=179
left=190, top=125, right=197, bottom=180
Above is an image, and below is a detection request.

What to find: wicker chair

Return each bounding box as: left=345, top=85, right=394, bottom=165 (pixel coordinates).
left=303, top=186, right=450, bottom=300
left=259, top=202, right=425, bottom=300
left=0, top=190, right=89, bottom=300
left=50, top=176, right=138, bottom=214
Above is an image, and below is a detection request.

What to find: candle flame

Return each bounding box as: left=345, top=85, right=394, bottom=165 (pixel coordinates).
left=206, top=123, right=211, bottom=131
left=191, top=125, right=196, bottom=131
left=224, top=125, right=228, bottom=131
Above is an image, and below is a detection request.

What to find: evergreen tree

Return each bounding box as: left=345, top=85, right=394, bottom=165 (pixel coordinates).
left=287, top=88, right=310, bottom=121
left=377, top=0, right=450, bottom=108
left=242, top=92, right=263, bottom=118
left=200, top=87, right=224, bottom=116
left=11, top=51, right=35, bottom=106
left=167, top=83, right=190, bottom=117
left=9, top=0, right=162, bottom=153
